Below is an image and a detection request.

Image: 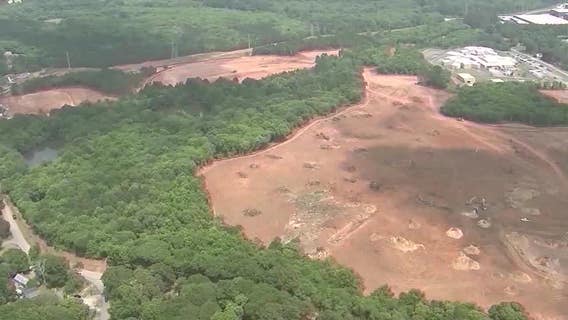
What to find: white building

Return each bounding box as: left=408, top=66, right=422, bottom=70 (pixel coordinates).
left=439, top=46, right=517, bottom=73
left=13, top=274, right=29, bottom=287
left=514, top=14, right=568, bottom=25
left=457, top=73, right=476, bottom=86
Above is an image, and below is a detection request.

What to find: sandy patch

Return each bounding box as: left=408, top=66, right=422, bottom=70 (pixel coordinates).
left=0, top=87, right=113, bottom=115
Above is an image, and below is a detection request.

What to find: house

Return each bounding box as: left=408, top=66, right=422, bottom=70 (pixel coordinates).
left=457, top=73, right=476, bottom=86
left=12, top=274, right=29, bottom=287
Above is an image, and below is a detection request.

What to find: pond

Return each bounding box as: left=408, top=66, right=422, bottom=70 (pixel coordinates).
left=24, top=147, right=58, bottom=167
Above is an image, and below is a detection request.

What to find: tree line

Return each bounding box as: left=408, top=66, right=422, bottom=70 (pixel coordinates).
left=0, top=0, right=558, bottom=74
left=10, top=68, right=155, bottom=96
left=441, top=82, right=568, bottom=125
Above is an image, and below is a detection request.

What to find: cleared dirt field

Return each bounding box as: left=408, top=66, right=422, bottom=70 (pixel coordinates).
left=202, top=69, right=568, bottom=319
left=146, top=50, right=339, bottom=86
left=0, top=87, right=114, bottom=116
left=541, top=90, right=568, bottom=104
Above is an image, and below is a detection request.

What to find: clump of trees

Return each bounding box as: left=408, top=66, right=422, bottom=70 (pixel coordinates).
left=11, top=68, right=155, bottom=96
left=0, top=294, right=90, bottom=320
left=441, top=82, right=568, bottom=125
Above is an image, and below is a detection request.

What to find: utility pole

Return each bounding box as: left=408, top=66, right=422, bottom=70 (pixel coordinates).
left=170, top=25, right=182, bottom=59
left=65, top=51, right=71, bottom=69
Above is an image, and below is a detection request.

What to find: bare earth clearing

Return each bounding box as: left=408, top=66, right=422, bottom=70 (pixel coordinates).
left=0, top=87, right=114, bottom=116
left=1, top=50, right=337, bottom=116
left=541, top=90, right=568, bottom=104
left=146, top=50, right=340, bottom=86
left=202, top=69, right=568, bottom=319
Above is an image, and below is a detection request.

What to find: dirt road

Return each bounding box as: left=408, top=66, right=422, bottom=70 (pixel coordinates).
left=1, top=198, right=109, bottom=320
left=1, top=200, right=31, bottom=253
left=202, top=69, right=568, bottom=319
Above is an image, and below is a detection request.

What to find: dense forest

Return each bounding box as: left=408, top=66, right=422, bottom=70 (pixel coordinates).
left=0, top=0, right=560, bottom=74
left=10, top=68, right=155, bottom=96
left=0, top=295, right=90, bottom=320
left=0, top=54, right=530, bottom=319
left=441, top=82, right=568, bottom=125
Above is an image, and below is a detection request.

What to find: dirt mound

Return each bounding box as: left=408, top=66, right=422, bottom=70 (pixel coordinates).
left=363, top=204, right=377, bottom=214
left=408, top=219, right=421, bottom=230
left=477, top=219, right=491, bottom=229
left=510, top=271, right=532, bottom=283
left=461, top=210, right=479, bottom=219
left=389, top=236, right=425, bottom=253
left=463, top=245, right=481, bottom=256
left=446, top=227, right=464, bottom=239
left=452, top=252, right=481, bottom=271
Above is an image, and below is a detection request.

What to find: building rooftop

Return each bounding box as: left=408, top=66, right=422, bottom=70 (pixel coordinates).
left=457, top=73, right=475, bottom=81
left=13, top=274, right=29, bottom=286
left=515, top=14, right=568, bottom=25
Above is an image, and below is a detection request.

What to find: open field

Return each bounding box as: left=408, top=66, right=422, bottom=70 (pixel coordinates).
left=146, top=49, right=339, bottom=86
left=0, top=87, right=114, bottom=115
left=202, top=69, right=568, bottom=319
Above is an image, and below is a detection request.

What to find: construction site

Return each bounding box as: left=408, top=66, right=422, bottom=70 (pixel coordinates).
left=1, top=48, right=568, bottom=319
left=201, top=68, right=568, bottom=320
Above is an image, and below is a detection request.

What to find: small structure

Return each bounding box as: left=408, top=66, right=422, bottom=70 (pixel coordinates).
left=490, top=78, right=505, bottom=83
left=12, top=274, right=29, bottom=287
left=457, top=73, right=476, bottom=86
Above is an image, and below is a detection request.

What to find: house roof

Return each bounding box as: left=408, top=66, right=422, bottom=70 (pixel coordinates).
left=13, top=274, right=29, bottom=286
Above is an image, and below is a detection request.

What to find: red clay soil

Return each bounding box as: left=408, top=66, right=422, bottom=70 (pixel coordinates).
left=145, top=50, right=340, bottom=86
left=541, top=90, right=568, bottom=104
left=0, top=87, right=114, bottom=116
left=202, top=68, right=568, bottom=320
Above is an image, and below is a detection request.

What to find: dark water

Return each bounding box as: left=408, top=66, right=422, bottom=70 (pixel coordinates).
left=24, top=147, right=58, bottom=167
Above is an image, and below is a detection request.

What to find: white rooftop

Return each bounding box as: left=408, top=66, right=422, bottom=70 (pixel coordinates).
left=13, top=274, right=29, bottom=286
left=515, top=14, right=568, bottom=25
left=457, top=73, right=475, bottom=81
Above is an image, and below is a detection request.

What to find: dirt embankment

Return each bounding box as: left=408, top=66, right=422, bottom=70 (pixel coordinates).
left=201, top=69, right=568, bottom=319
left=541, top=90, right=568, bottom=104
left=0, top=87, right=114, bottom=116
